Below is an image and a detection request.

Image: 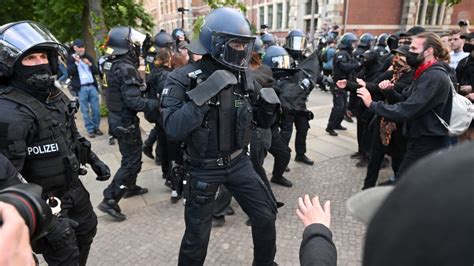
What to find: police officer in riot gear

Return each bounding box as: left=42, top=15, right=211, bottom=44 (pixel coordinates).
left=98, top=26, right=159, bottom=221
left=354, top=33, right=375, bottom=59
left=284, top=29, right=308, bottom=67
left=0, top=21, right=110, bottom=265
left=161, top=7, right=277, bottom=265
left=326, top=32, right=361, bottom=136
left=281, top=29, right=316, bottom=165
left=144, top=30, right=174, bottom=79
left=374, top=33, right=390, bottom=57
left=142, top=30, right=175, bottom=162
left=261, top=33, right=277, bottom=48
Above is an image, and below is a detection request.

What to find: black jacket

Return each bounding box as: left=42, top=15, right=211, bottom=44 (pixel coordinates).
left=66, top=53, right=99, bottom=92
left=300, top=223, right=337, bottom=266
left=456, top=54, right=474, bottom=89
left=369, top=62, right=452, bottom=139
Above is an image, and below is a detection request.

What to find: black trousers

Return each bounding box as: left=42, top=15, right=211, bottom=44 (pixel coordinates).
left=104, top=118, right=142, bottom=201
left=356, top=109, right=374, bottom=155
left=155, top=123, right=183, bottom=180
left=327, top=90, right=348, bottom=130
left=143, top=125, right=162, bottom=161
left=396, top=136, right=448, bottom=180
left=280, top=113, right=310, bottom=155
left=269, top=126, right=291, bottom=178
left=363, top=119, right=404, bottom=189
left=179, top=155, right=277, bottom=266
left=36, top=181, right=97, bottom=266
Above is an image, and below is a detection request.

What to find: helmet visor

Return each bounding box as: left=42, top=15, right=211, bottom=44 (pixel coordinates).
left=270, top=54, right=291, bottom=69
left=0, top=21, right=67, bottom=67
left=211, top=32, right=255, bottom=70
left=287, top=36, right=307, bottom=51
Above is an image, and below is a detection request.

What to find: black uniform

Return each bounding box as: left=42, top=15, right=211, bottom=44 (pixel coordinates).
left=327, top=48, right=361, bottom=130
left=101, top=55, right=159, bottom=203
left=279, top=52, right=320, bottom=159
left=0, top=84, right=97, bottom=265
left=161, top=56, right=277, bottom=266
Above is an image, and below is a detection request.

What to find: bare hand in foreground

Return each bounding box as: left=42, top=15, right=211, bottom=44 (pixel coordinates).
left=0, top=202, right=35, bottom=266
left=336, top=79, right=347, bottom=89
left=378, top=80, right=394, bottom=90
left=357, top=87, right=373, bottom=107
left=296, top=195, right=331, bottom=229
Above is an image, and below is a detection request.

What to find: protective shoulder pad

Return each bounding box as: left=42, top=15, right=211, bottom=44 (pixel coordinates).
left=0, top=86, right=13, bottom=95
left=117, top=63, right=141, bottom=86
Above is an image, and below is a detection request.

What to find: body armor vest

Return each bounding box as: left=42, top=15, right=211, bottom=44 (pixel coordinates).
left=185, top=62, right=254, bottom=158
left=0, top=89, right=80, bottom=192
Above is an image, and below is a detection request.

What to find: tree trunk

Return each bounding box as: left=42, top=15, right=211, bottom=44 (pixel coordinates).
left=89, top=0, right=107, bottom=57
left=81, top=0, right=96, bottom=61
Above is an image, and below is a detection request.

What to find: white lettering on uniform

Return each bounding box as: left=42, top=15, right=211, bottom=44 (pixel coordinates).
left=27, top=143, right=59, bottom=156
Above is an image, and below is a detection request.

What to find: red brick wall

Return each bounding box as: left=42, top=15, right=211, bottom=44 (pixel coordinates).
left=451, top=0, right=474, bottom=26
left=346, top=0, right=402, bottom=25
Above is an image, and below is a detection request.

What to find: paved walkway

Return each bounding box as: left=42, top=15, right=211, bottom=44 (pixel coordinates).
left=71, top=90, right=392, bottom=265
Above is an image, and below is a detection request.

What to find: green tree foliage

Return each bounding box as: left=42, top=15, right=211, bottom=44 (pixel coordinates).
left=0, top=0, right=154, bottom=57
left=192, top=0, right=248, bottom=40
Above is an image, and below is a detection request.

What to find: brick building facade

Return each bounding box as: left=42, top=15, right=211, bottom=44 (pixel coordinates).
left=140, top=0, right=472, bottom=39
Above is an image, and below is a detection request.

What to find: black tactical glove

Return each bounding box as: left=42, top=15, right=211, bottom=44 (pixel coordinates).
left=88, top=152, right=111, bottom=181
left=306, top=110, right=315, bottom=120
left=45, top=216, right=79, bottom=251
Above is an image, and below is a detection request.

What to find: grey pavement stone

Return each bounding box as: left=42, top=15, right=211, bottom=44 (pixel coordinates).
left=62, top=90, right=395, bottom=265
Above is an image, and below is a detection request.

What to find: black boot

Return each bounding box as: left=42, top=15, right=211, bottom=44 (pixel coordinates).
left=271, top=176, right=293, bottom=187
left=142, top=144, right=154, bottom=159
left=97, top=199, right=126, bottom=221
left=325, top=128, right=338, bottom=136
left=123, top=185, right=149, bottom=198
left=295, top=154, right=314, bottom=165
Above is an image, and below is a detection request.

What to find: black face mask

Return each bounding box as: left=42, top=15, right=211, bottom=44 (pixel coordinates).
left=463, top=43, right=474, bottom=53
left=406, top=51, right=424, bottom=68
left=15, top=63, right=54, bottom=91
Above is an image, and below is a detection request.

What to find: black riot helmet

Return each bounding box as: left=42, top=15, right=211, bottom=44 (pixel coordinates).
left=376, top=33, right=389, bottom=47
left=262, top=45, right=291, bottom=69
left=285, top=29, right=307, bottom=52
left=188, top=7, right=255, bottom=70
left=172, top=28, right=186, bottom=41
left=154, top=31, right=174, bottom=49
left=358, top=33, right=375, bottom=48
left=254, top=36, right=265, bottom=54
left=338, top=32, right=358, bottom=50
left=104, top=26, right=145, bottom=61
left=0, top=21, right=68, bottom=77
left=261, top=33, right=277, bottom=48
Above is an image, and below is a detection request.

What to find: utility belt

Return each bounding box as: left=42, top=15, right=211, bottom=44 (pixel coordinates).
left=184, top=149, right=244, bottom=168
left=80, top=82, right=95, bottom=87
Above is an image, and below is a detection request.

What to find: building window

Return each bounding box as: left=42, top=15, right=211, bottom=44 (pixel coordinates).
left=268, top=5, right=273, bottom=29
left=277, top=3, right=283, bottom=29
left=417, top=0, right=446, bottom=26
left=260, top=6, right=265, bottom=28
left=305, top=0, right=312, bottom=15
left=304, top=19, right=317, bottom=33
left=286, top=0, right=290, bottom=29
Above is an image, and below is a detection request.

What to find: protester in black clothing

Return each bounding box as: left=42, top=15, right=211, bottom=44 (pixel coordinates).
left=456, top=32, right=474, bottom=141
left=357, top=32, right=452, bottom=179
left=354, top=46, right=413, bottom=189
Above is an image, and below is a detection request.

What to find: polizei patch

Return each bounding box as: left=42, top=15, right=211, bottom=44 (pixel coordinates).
left=26, top=142, right=60, bottom=159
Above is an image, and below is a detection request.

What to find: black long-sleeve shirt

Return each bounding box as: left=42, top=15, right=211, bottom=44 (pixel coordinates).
left=300, top=223, right=337, bottom=266
left=369, top=62, right=452, bottom=139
